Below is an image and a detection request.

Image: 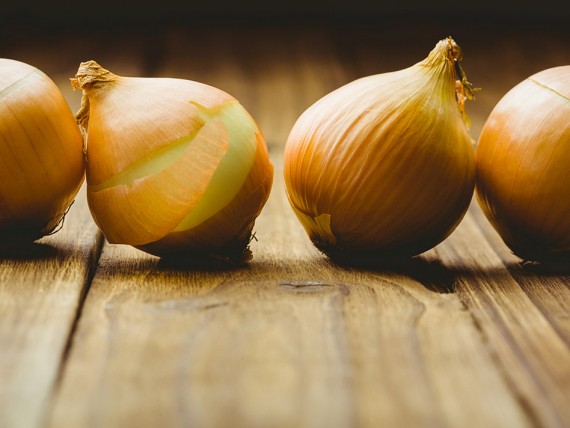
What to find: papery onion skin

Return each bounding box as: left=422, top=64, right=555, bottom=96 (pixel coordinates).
left=138, top=131, right=272, bottom=260
left=475, top=66, right=570, bottom=262
left=284, top=38, right=475, bottom=260
left=0, top=59, right=85, bottom=243
left=72, top=61, right=273, bottom=262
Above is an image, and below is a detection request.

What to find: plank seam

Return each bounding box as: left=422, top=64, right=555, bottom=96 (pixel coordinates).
left=44, top=231, right=106, bottom=415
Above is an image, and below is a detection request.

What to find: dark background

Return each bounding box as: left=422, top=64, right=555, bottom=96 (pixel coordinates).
left=2, top=0, right=570, bottom=32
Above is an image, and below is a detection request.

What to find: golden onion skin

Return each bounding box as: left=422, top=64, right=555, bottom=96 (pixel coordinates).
left=476, top=66, right=570, bottom=262
left=0, top=59, right=85, bottom=243
left=72, top=61, right=273, bottom=262
left=284, top=38, right=475, bottom=260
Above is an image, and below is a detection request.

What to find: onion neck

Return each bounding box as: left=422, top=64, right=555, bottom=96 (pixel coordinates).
left=421, top=37, right=462, bottom=68
left=70, top=60, right=118, bottom=91
left=70, top=61, right=119, bottom=140
left=419, top=37, right=477, bottom=126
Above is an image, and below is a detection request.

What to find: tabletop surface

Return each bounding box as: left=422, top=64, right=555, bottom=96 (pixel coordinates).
left=1, top=21, right=569, bottom=428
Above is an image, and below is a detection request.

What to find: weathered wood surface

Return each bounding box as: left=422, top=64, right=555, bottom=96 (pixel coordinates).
left=0, top=190, right=102, bottom=428
left=1, top=24, right=570, bottom=428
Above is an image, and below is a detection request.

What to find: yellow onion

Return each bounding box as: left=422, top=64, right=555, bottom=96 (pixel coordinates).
left=0, top=59, right=85, bottom=244
left=476, top=66, right=570, bottom=262
left=71, top=61, right=273, bottom=262
left=284, top=37, right=476, bottom=260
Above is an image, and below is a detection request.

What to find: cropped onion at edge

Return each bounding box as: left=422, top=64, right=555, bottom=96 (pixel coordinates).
left=475, top=65, right=570, bottom=263
left=0, top=59, right=85, bottom=244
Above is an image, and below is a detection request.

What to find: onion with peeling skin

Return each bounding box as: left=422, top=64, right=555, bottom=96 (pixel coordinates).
left=476, top=66, right=570, bottom=263
left=71, top=61, right=273, bottom=263
left=284, top=37, right=476, bottom=262
left=0, top=59, right=85, bottom=245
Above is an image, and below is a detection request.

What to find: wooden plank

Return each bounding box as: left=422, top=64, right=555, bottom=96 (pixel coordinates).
left=0, top=188, right=101, bottom=428
left=46, top=157, right=534, bottom=427
left=436, top=206, right=570, bottom=427
left=470, top=205, right=570, bottom=347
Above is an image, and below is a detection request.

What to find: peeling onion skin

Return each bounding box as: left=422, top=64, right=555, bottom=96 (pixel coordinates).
left=475, top=66, right=570, bottom=263
left=0, top=59, right=85, bottom=244
left=284, top=38, right=476, bottom=261
left=72, top=61, right=273, bottom=262
left=138, top=130, right=273, bottom=261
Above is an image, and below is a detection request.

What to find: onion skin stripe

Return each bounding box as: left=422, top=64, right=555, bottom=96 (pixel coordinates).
left=529, top=78, right=570, bottom=103
left=0, top=71, right=41, bottom=100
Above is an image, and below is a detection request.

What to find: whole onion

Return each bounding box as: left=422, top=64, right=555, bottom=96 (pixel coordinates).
left=71, top=61, right=273, bottom=263
left=284, top=37, right=476, bottom=261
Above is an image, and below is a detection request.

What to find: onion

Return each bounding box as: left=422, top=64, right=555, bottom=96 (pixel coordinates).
left=0, top=59, right=85, bottom=244
left=476, top=66, right=570, bottom=262
left=71, top=61, right=273, bottom=263
left=284, top=37, right=476, bottom=261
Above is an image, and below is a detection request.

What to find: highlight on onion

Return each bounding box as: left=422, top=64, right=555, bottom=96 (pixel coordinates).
left=284, top=37, right=476, bottom=262
left=71, top=61, right=273, bottom=263
left=475, top=65, right=570, bottom=263
left=0, top=59, right=85, bottom=245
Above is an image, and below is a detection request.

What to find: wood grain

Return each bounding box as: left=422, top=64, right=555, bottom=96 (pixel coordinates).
left=0, top=44, right=144, bottom=427
left=47, top=164, right=535, bottom=428
left=0, top=189, right=101, bottom=428
left=437, top=207, right=570, bottom=428
left=1, top=24, right=570, bottom=428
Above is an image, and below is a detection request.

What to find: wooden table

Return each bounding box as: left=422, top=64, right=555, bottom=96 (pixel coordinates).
left=1, top=22, right=569, bottom=428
